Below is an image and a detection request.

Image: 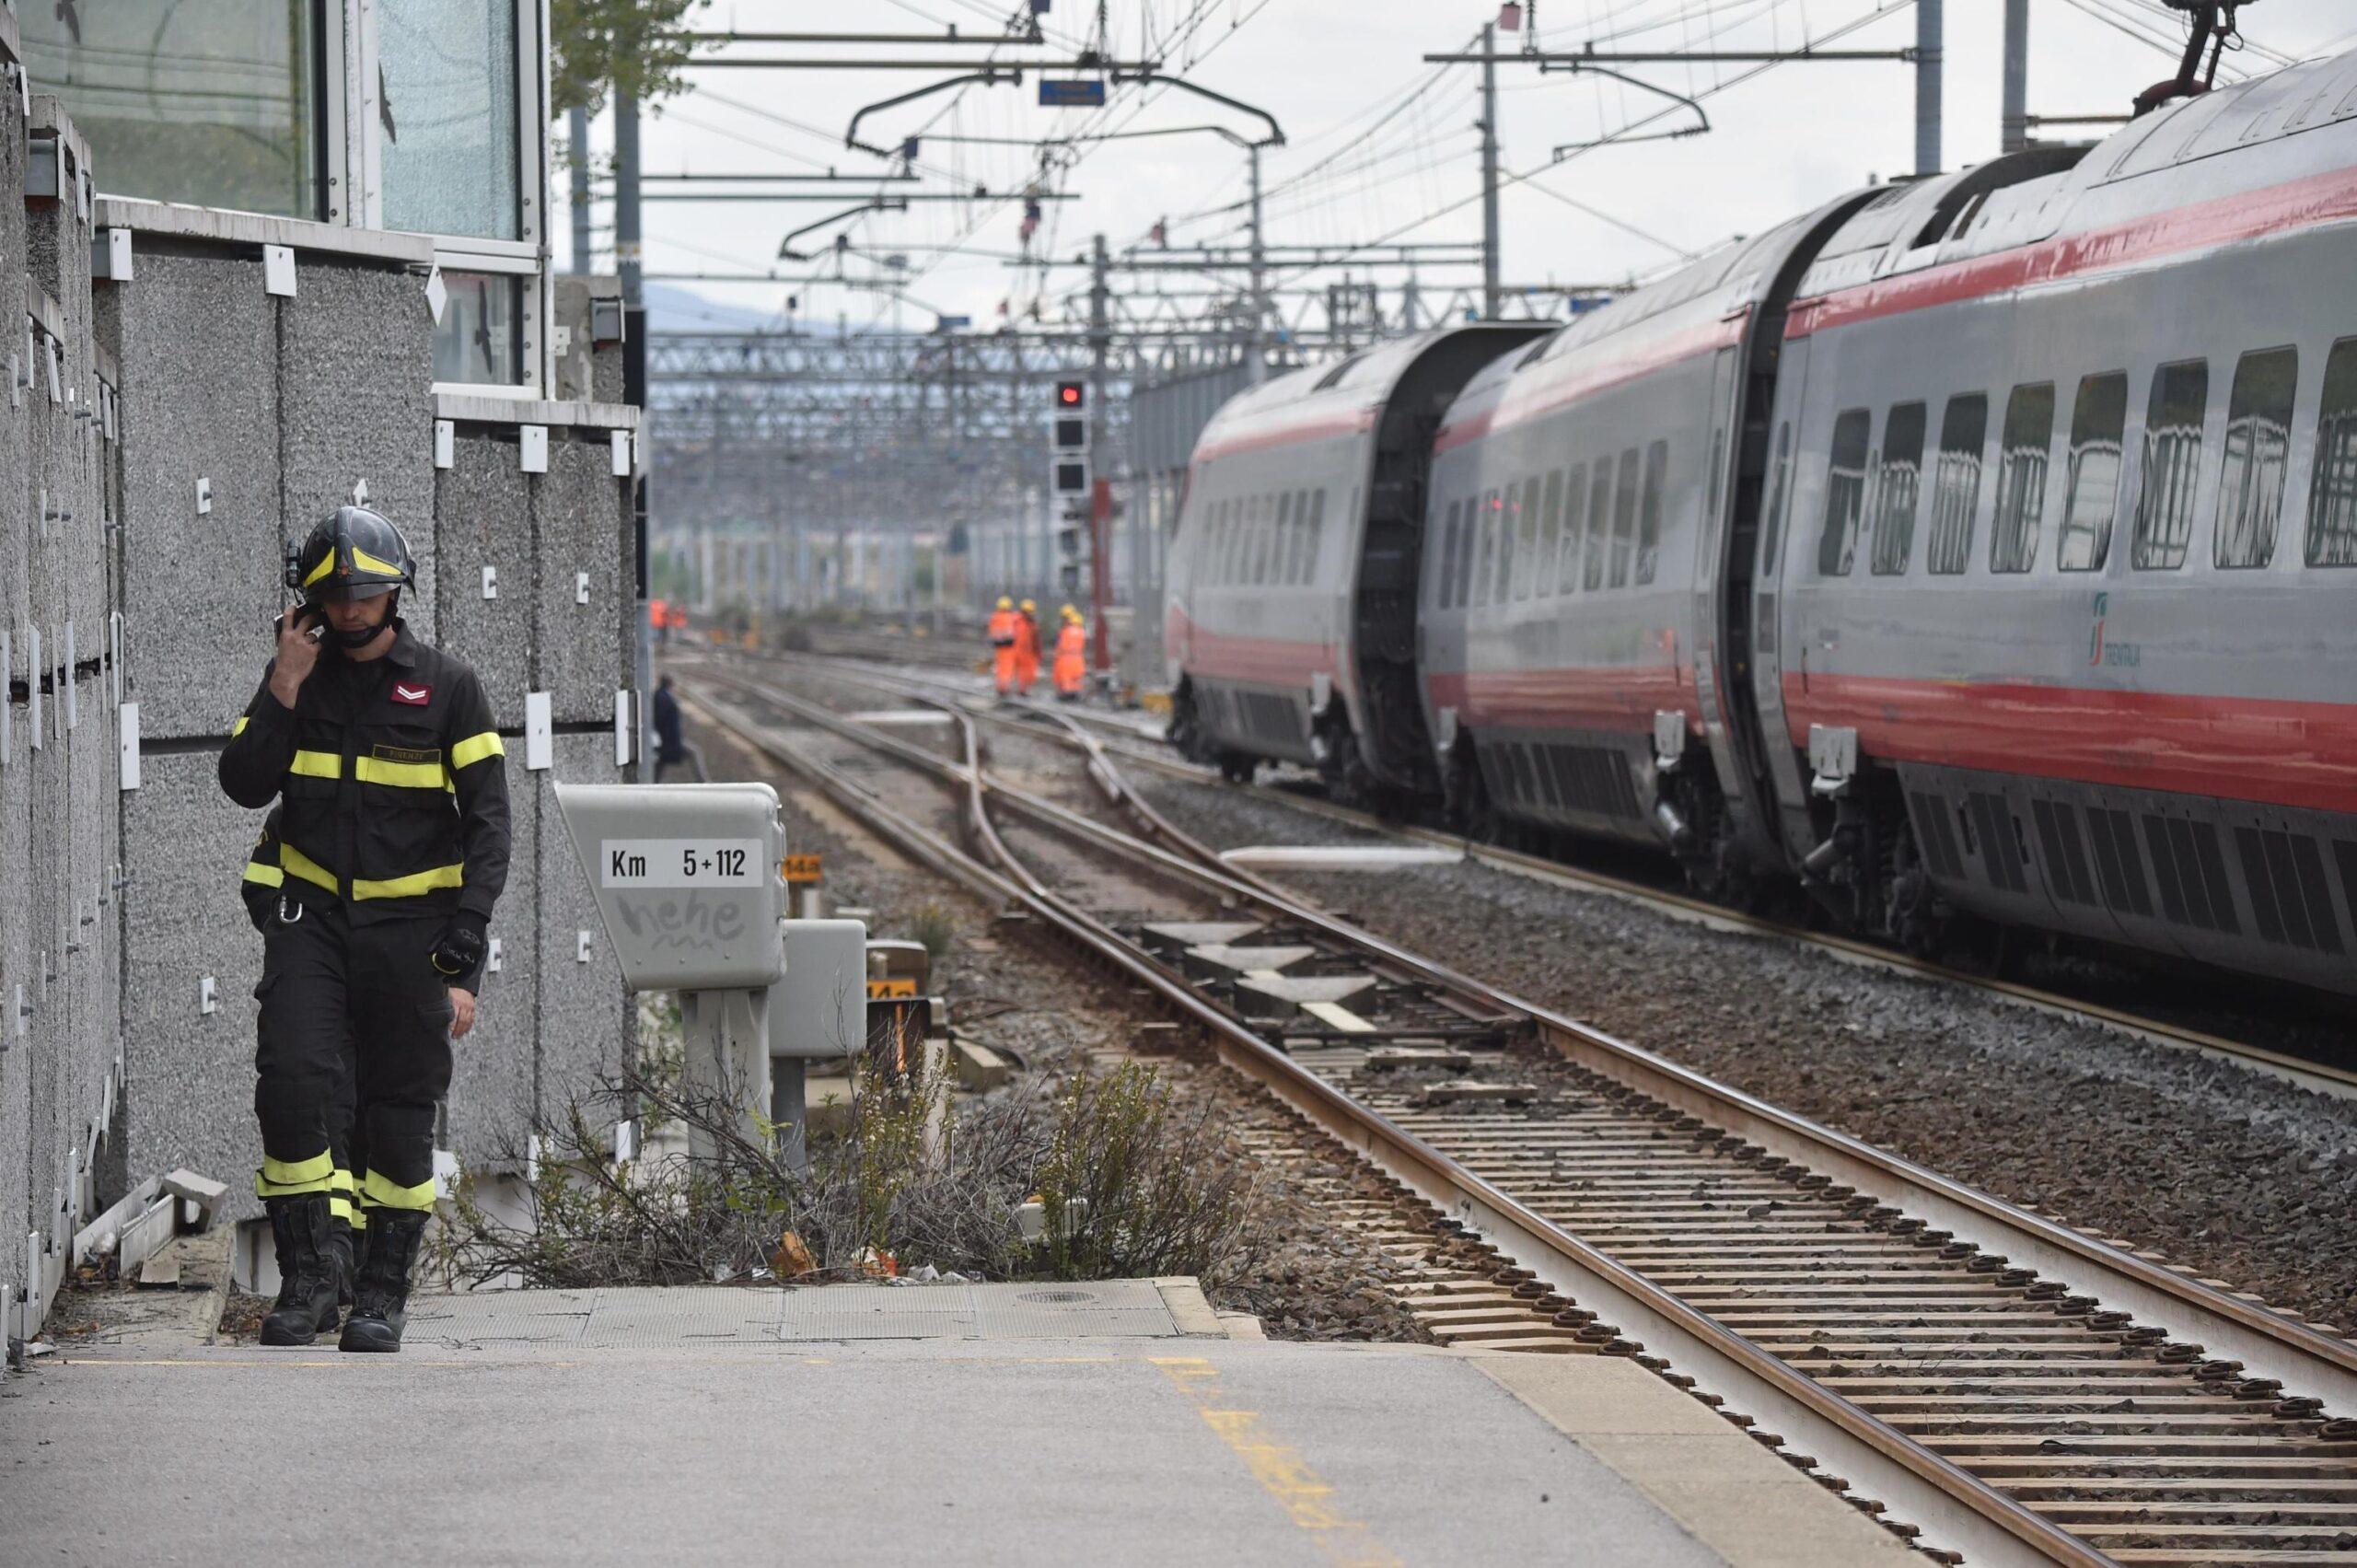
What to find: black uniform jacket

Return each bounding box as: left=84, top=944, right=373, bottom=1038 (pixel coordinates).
left=220, top=621, right=510, bottom=985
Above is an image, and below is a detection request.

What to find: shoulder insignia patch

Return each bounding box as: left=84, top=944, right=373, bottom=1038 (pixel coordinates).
left=390, top=681, right=433, bottom=706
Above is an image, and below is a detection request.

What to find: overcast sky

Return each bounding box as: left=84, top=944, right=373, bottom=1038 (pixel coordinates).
left=567, top=1, right=2357, bottom=333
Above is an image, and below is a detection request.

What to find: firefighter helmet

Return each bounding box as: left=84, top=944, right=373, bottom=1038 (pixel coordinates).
left=996, top=596, right=1013, bottom=610
left=287, top=507, right=415, bottom=606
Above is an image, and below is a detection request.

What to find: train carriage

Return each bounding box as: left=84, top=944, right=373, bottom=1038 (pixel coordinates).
left=1165, top=325, right=1545, bottom=795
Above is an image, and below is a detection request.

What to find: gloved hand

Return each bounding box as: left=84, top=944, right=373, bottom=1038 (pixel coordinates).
left=430, top=917, right=487, bottom=980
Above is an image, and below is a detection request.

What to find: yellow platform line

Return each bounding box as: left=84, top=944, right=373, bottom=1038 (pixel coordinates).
left=1152, top=1355, right=1406, bottom=1567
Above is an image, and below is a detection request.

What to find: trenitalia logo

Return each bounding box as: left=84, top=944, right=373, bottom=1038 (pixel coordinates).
left=390, top=682, right=433, bottom=706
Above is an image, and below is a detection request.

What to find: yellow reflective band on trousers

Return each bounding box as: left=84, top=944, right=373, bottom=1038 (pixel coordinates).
left=232, top=715, right=250, bottom=738
left=353, top=863, right=463, bottom=900
left=451, top=730, right=504, bottom=769
left=242, top=859, right=285, bottom=889
left=353, top=754, right=453, bottom=792
left=288, top=749, right=342, bottom=781
left=331, top=1168, right=355, bottom=1193
left=362, top=1169, right=435, bottom=1212
left=328, top=1195, right=355, bottom=1224
left=255, top=1149, right=337, bottom=1198
left=278, top=842, right=340, bottom=895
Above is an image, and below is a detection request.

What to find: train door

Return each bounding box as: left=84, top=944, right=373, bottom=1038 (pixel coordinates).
left=1689, top=345, right=1761, bottom=845
left=1749, top=341, right=1816, bottom=863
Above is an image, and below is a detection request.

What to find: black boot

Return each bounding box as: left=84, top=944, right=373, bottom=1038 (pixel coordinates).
left=330, top=1215, right=356, bottom=1309
left=260, top=1194, right=341, bottom=1346
left=339, top=1209, right=429, bottom=1353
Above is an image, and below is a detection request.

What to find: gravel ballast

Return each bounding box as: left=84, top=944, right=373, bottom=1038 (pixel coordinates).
left=1133, top=774, right=2357, bottom=1336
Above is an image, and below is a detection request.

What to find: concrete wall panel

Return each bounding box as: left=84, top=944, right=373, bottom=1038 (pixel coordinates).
left=435, top=435, right=533, bottom=730
left=121, top=751, right=268, bottom=1223
left=278, top=263, right=436, bottom=640
left=113, top=250, right=280, bottom=742
left=537, top=732, right=633, bottom=1125
left=534, top=436, right=630, bottom=724
left=445, top=759, right=538, bottom=1173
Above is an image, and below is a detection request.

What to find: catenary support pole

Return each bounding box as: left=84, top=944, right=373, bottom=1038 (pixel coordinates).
left=1088, top=233, right=1112, bottom=672
left=1916, top=0, right=1944, bottom=176
left=2002, top=0, right=2029, bottom=154
left=1248, top=143, right=1269, bottom=382
left=569, top=107, right=593, bottom=274
left=1480, top=21, right=1502, bottom=319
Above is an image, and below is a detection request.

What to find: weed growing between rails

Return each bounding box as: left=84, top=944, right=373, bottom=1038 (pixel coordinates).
left=438, top=1003, right=1263, bottom=1290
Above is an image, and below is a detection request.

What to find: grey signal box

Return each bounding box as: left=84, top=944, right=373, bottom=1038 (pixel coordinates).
left=553, top=782, right=788, bottom=993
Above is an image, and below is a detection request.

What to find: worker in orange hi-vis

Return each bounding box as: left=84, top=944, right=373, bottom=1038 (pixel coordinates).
left=649, top=598, right=669, bottom=645
left=1052, top=604, right=1087, bottom=701
left=1014, top=599, right=1042, bottom=695
left=986, top=596, right=1020, bottom=697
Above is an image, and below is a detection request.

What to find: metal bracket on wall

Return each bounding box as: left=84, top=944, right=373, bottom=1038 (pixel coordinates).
left=519, top=425, right=549, bottom=474
left=93, top=227, right=132, bottom=283
left=481, top=566, right=498, bottom=601
left=424, top=267, right=447, bottom=324
left=27, top=625, right=41, bottom=752
left=262, top=245, right=296, bottom=297
left=575, top=571, right=590, bottom=606
left=118, top=702, right=140, bottom=791
left=487, top=937, right=503, bottom=974
left=194, top=477, right=211, bottom=516
left=524, top=691, right=552, bottom=770
left=576, top=930, right=593, bottom=964
left=1, top=626, right=11, bottom=766
left=613, top=690, right=633, bottom=767
left=434, top=419, right=454, bottom=470
left=610, top=430, right=633, bottom=477
left=198, top=976, right=216, bottom=1016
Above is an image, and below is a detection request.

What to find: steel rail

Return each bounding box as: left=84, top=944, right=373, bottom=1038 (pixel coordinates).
left=679, top=660, right=2191, bottom=1566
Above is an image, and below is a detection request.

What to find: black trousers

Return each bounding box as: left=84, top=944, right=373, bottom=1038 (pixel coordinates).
left=254, top=899, right=454, bottom=1213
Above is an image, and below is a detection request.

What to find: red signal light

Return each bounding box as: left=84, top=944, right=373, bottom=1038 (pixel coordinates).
left=1056, top=379, right=1085, bottom=408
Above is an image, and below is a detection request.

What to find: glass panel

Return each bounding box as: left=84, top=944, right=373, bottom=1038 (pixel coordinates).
left=380, top=0, right=522, bottom=240
left=1492, top=484, right=1516, bottom=604
left=1260, top=494, right=1283, bottom=583
left=2216, top=346, right=2297, bottom=568
left=1585, top=465, right=1611, bottom=590
left=1557, top=464, right=1586, bottom=594
left=1307, top=489, right=1326, bottom=582
left=1759, top=424, right=1793, bottom=573
left=2058, top=372, right=2128, bottom=571
left=2134, top=360, right=2208, bottom=569
left=1475, top=489, right=1500, bottom=607
left=431, top=273, right=524, bottom=385
left=1870, top=403, right=1926, bottom=575
left=1437, top=504, right=1462, bottom=605
left=1637, top=441, right=1667, bottom=585
left=1990, top=383, right=2056, bottom=574
left=22, top=0, right=321, bottom=219
left=1514, top=478, right=1542, bottom=601
left=2306, top=339, right=2357, bottom=566
left=1817, top=410, right=1872, bottom=576
left=1609, top=448, right=1640, bottom=587
left=1538, top=470, right=1565, bottom=598
left=1926, top=396, right=1986, bottom=575
left=1455, top=496, right=1479, bottom=606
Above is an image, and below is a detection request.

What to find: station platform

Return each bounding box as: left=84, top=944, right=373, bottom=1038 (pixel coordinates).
left=5, top=1279, right=1913, bottom=1567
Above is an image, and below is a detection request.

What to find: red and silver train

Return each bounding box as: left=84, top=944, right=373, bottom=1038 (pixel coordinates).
left=1166, top=47, right=2357, bottom=997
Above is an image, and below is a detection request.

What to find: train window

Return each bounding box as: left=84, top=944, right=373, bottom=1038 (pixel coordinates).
left=1275, top=492, right=1296, bottom=585
left=1212, top=504, right=1229, bottom=584
left=1926, top=396, right=1986, bottom=575
left=1610, top=447, right=1641, bottom=587
left=1557, top=463, right=1587, bottom=594
left=1817, top=409, right=1873, bottom=576
left=1515, top=477, right=1542, bottom=601
left=2058, top=372, right=2128, bottom=571
left=1475, top=488, right=1501, bottom=607
left=1307, top=488, right=1327, bottom=583
left=1291, top=489, right=1314, bottom=583
left=1989, top=383, right=2056, bottom=574
left=2133, top=360, right=2208, bottom=569
left=1493, top=483, right=1518, bottom=604
left=1759, top=424, right=1793, bottom=572
left=1585, top=464, right=1612, bottom=590
left=1437, top=502, right=1463, bottom=606
left=1455, top=494, right=1479, bottom=607
left=2216, top=345, right=2297, bottom=569
left=1870, top=402, right=1927, bottom=575
left=1637, top=440, right=1667, bottom=585
left=1538, top=470, right=1566, bottom=598
left=2305, top=338, right=2357, bottom=565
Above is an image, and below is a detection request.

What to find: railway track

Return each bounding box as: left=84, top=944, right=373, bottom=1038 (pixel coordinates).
left=737, top=645, right=2357, bottom=1106
left=680, top=654, right=2357, bottom=1568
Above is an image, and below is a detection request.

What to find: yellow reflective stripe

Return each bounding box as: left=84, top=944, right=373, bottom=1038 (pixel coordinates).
left=354, top=755, right=452, bottom=791
left=348, top=1205, right=369, bottom=1231
left=256, top=1149, right=337, bottom=1198
left=241, top=860, right=285, bottom=889
left=350, top=546, right=404, bottom=578
left=362, top=1169, right=436, bottom=1212
left=232, top=716, right=250, bottom=737
left=331, top=1168, right=355, bottom=1193
left=288, top=749, right=342, bottom=781
left=279, top=842, right=339, bottom=895
left=302, top=551, right=334, bottom=587
left=450, top=730, right=504, bottom=769
left=352, top=863, right=464, bottom=900
left=328, top=1195, right=355, bottom=1224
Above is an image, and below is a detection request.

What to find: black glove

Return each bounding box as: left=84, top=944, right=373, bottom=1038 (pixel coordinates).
left=430, top=917, right=488, bottom=981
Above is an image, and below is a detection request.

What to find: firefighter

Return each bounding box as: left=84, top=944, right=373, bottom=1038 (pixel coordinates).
left=987, top=596, right=1019, bottom=696
left=221, top=506, right=510, bottom=1353
left=1015, top=598, right=1042, bottom=694
left=1052, top=604, right=1088, bottom=701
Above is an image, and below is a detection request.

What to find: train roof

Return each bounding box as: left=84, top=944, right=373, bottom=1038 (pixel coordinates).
left=1189, top=324, right=1541, bottom=465
left=1793, top=46, right=2357, bottom=307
